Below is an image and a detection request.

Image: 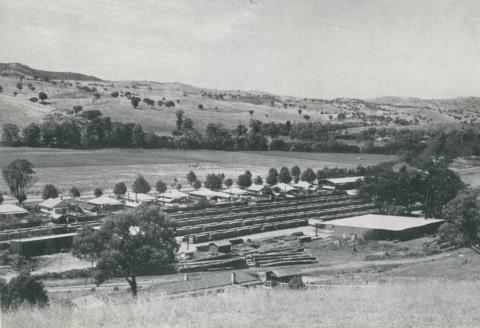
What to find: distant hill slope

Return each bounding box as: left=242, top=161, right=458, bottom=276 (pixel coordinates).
left=0, top=63, right=102, bottom=81
left=0, top=63, right=479, bottom=136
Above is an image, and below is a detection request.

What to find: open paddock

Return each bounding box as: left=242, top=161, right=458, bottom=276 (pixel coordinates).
left=0, top=147, right=395, bottom=194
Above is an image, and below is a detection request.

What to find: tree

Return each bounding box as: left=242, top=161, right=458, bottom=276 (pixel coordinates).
left=2, top=159, right=36, bottom=206
left=131, top=96, right=141, bottom=108
left=338, top=113, right=346, bottom=121
left=22, top=123, right=41, bottom=147
left=254, top=175, right=263, bottom=185
left=300, top=168, right=316, bottom=183
left=2, top=124, right=21, bottom=146
left=94, top=188, right=103, bottom=197
left=204, top=173, right=223, bottom=190
left=278, top=167, right=292, bottom=184
left=38, top=92, right=48, bottom=101
left=111, top=91, right=119, bottom=97
left=186, top=171, right=197, bottom=185
left=72, top=226, right=104, bottom=283
left=156, top=180, right=167, bottom=194
left=42, top=184, right=58, bottom=200
left=94, top=206, right=178, bottom=297
left=73, top=105, right=83, bottom=113
left=193, top=180, right=202, bottom=189
left=438, top=189, right=480, bottom=246
left=266, top=168, right=278, bottom=185
left=0, top=273, right=48, bottom=311
left=70, top=186, right=81, bottom=199
left=16, top=82, right=23, bottom=91
left=291, top=165, right=301, bottom=180
left=0, top=192, right=3, bottom=204
left=224, top=178, right=233, bottom=188
left=237, top=174, right=252, bottom=189
left=132, top=175, right=151, bottom=194
left=113, top=182, right=127, bottom=199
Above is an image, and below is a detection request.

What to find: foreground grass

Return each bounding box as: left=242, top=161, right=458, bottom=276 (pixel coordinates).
left=4, top=281, right=480, bottom=328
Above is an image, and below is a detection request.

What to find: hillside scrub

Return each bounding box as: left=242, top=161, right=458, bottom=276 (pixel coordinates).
left=3, top=281, right=480, bottom=327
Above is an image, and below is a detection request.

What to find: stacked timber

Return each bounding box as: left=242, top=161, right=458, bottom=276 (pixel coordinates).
left=178, top=256, right=246, bottom=272
left=246, top=248, right=317, bottom=267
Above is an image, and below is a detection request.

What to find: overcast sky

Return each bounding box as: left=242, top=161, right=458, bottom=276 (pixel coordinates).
left=1, top=0, right=479, bottom=99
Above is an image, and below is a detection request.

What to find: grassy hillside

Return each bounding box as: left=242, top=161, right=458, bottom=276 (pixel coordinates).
left=3, top=281, right=480, bottom=328
left=1, top=63, right=478, bottom=137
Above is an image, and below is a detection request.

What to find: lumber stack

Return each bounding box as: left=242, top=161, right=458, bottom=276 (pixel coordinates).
left=246, top=248, right=317, bottom=267
left=178, top=256, right=246, bottom=272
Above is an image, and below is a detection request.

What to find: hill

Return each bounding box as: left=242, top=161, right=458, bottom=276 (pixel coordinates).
left=0, top=63, right=479, bottom=136
left=0, top=63, right=102, bottom=81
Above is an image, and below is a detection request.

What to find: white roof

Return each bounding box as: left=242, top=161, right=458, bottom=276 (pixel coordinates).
left=158, top=189, right=189, bottom=200
left=0, top=204, right=28, bottom=215
left=327, top=214, right=444, bottom=231
left=273, top=183, right=295, bottom=192
left=222, top=186, right=247, bottom=195
left=325, top=176, right=364, bottom=185
left=38, top=197, right=69, bottom=208
left=248, top=184, right=269, bottom=192
left=293, top=181, right=312, bottom=189
left=87, top=196, right=122, bottom=206
left=189, top=188, right=230, bottom=198
left=126, top=193, right=155, bottom=202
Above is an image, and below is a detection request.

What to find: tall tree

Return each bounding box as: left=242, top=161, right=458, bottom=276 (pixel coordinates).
left=155, top=180, right=167, bottom=194
left=291, top=165, right=301, bottom=182
left=186, top=171, right=197, bottom=185
left=254, top=175, right=263, bottom=185
left=113, top=182, right=127, bottom=199
left=94, top=206, right=178, bottom=297
left=204, top=173, right=223, bottom=190
left=237, top=173, right=252, bottom=189
left=266, top=168, right=279, bottom=185
left=22, top=123, right=41, bottom=147
left=1, top=124, right=21, bottom=146
left=41, top=184, right=58, bottom=200
left=2, top=159, right=36, bottom=206
left=72, top=226, right=104, bottom=283
left=132, top=175, right=151, bottom=194
left=300, top=168, right=316, bottom=184
left=94, top=188, right=103, bottom=197
left=278, top=167, right=292, bottom=184
left=70, top=186, right=81, bottom=199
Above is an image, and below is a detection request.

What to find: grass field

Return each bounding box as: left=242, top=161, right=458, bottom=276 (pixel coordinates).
left=3, top=280, right=480, bottom=328
left=0, top=147, right=396, bottom=194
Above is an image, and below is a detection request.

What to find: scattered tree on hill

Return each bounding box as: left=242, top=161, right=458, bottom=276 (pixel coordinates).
left=175, top=110, right=184, bottom=130
left=111, top=91, right=119, bottom=97
left=193, top=180, right=202, bottom=189
left=248, top=110, right=254, bottom=116
left=16, top=83, right=23, bottom=91
left=186, top=171, right=197, bottom=185
left=73, top=105, right=83, bottom=113
left=2, top=159, right=36, bottom=206
left=266, top=168, right=279, bottom=185
left=338, top=113, right=346, bottom=121
left=204, top=173, right=223, bottom=190
left=131, top=96, right=141, bottom=108
left=1, top=124, right=21, bottom=146
left=156, top=180, right=167, bottom=194
left=0, top=193, right=3, bottom=204
left=278, top=167, right=292, bottom=184
left=254, top=175, right=263, bottom=185
left=198, top=104, right=204, bottom=110
left=0, top=86, right=3, bottom=93
left=143, top=98, right=155, bottom=106
left=29, top=97, right=38, bottom=103
left=72, top=226, right=104, bottom=283
left=38, top=92, right=48, bottom=101
left=0, top=273, right=48, bottom=311
left=132, top=175, right=151, bottom=194
left=301, top=168, right=316, bottom=184
left=94, top=188, right=103, bottom=197
left=94, top=206, right=178, bottom=297
left=42, top=184, right=58, bottom=200
left=237, top=173, right=252, bottom=189
left=113, top=182, right=127, bottom=199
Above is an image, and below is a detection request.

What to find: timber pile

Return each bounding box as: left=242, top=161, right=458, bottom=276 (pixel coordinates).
left=246, top=248, right=317, bottom=267
left=178, top=256, right=246, bottom=272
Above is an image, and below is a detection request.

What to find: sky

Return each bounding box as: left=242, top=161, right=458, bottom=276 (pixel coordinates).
left=1, top=0, right=480, bottom=99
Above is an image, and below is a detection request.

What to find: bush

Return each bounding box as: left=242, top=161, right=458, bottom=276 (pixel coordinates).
left=0, top=273, right=48, bottom=311
left=29, top=97, right=38, bottom=103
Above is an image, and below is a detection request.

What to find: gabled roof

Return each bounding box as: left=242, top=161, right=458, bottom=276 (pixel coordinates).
left=293, top=181, right=312, bottom=189
left=0, top=204, right=29, bottom=215
left=189, top=188, right=230, bottom=198
left=38, top=198, right=69, bottom=209
left=273, top=183, right=295, bottom=192
left=222, top=186, right=247, bottom=195
left=78, top=202, right=98, bottom=211
left=87, top=196, right=122, bottom=206
left=247, top=184, right=270, bottom=192
left=126, top=193, right=155, bottom=202
left=158, top=189, right=189, bottom=200
left=271, top=268, right=303, bottom=278
left=325, top=176, right=364, bottom=185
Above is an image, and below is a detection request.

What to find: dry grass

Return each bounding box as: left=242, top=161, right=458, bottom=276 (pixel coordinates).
left=0, top=147, right=395, bottom=194
left=3, top=281, right=480, bottom=328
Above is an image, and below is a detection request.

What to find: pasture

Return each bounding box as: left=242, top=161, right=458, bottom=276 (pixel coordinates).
left=0, top=147, right=395, bottom=194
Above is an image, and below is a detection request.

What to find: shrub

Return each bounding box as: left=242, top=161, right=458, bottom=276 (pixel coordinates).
left=29, top=97, right=38, bottom=102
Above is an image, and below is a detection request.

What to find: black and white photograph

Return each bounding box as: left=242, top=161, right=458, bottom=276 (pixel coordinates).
left=1, top=0, right=480, bottom=327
